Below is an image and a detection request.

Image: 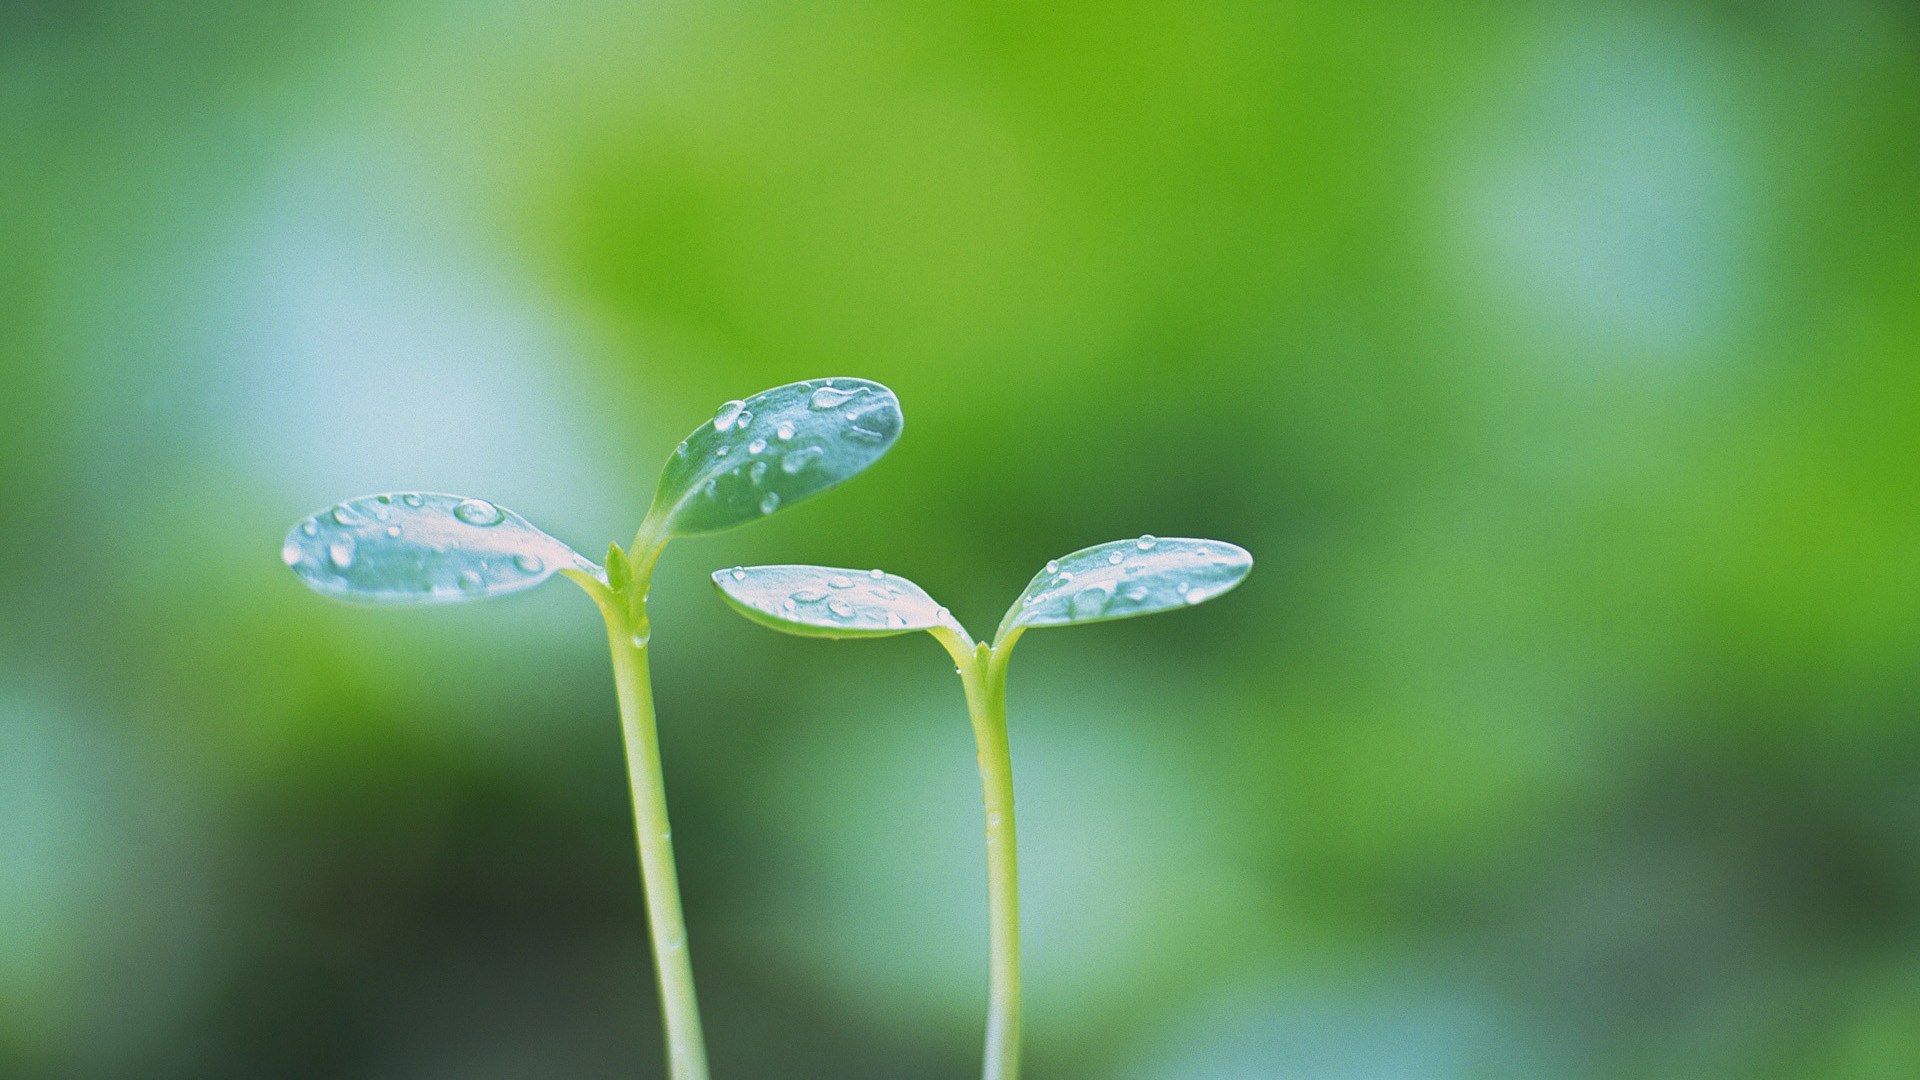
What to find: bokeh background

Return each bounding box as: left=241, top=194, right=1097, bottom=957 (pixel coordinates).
left=4, top=1, right=1919, bottom=1077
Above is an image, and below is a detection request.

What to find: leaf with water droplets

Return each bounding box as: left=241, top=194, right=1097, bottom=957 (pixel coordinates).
left=646, top=378, right=902, bottom=537
left=710, top=564, right=950, bottom=639
left=997, top=537, right=1251, bottom=637
left=282, top=493, right=595, bottom=605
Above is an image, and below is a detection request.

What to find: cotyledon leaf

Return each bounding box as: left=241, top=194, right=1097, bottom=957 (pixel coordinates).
left=997, top=536, right=1252, bottom=638
left=282, top=492, right=597, bottom=604
left=647, top=378, right=902, bottom=538
left=710, top=564, right=952, bottom=639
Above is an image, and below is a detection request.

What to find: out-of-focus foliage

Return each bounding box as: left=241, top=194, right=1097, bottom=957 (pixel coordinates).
left=3, top=1, right=1918, bottom=1078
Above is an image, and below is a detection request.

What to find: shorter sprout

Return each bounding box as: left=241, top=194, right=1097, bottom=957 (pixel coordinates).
left=710, top=536, right=1251, bottom=1080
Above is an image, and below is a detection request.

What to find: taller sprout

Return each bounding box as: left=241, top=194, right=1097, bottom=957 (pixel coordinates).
left=711, top=536, right=1253, bottom=1080
left=281, top=378, right=903, bottom=1080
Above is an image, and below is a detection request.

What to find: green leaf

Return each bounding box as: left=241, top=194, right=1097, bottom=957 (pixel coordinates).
left=281, top=492, right=594, bottom=604
left=606, top=543, right=634, bottom=594
left=646, top=378, right=903, bottom=537
left=710, top=564, right=950, bottom=639
left=998, top=536, right=1252, bottom=637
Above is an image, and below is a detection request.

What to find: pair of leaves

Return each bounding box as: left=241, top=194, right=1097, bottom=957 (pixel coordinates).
left=282, top=378, right=901, bottom=604
left=710, top=536, right=1253, bottom=645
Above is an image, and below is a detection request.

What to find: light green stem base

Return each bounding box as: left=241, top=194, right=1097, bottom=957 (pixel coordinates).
left=956, top=639, right=1022, bottom=1080
left=600, top=591, right=710, bottom=1080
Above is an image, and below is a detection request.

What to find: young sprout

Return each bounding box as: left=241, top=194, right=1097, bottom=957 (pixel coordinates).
left=710, top=536, right=1253, bottom=1080
left=281, top=378, right=903, bottom=1080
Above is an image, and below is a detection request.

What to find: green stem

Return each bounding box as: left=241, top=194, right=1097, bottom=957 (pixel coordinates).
left=600, top=588, right=710, bottom=1080
left=958, top=640, right=1021, bottom=1080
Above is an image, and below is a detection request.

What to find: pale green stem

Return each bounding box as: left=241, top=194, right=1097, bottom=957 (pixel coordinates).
left=598, top=582, right=709, bottom=1080
left=951, top=635, right=1022, bottom=1080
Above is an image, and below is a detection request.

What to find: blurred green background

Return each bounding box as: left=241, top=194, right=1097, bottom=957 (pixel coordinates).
left=4, top=1, right=1919, bottom=1077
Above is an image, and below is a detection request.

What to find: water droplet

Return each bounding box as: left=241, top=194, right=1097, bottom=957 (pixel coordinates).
left=869, top=568, right=885, bottom=579
left=826, top=599, right=853, bottom=618
left=781, top=446, right=824, bottom=474
left=280, top=539, right=303, bottom=567
left=454, top=498, right=504, bottom=526
left=1044, top=560, right=1059, bottom=573
left=936, top=606, right=951, bottom=622
left=1136, top=534, right=1156, bottom=550
left=987, top=811, right=1002, bottom=827
left=1184, top=587, right=1206, bottom=605
left=457, top=570, right=486, bottom=593
left=1177, top=581, right=1189, bottom=593
left=792, top=588, right=827, bottom=603
left=402, top=493, right=423, bottom=507
left=701, top=478, right=718, bottom=498
left=782, top=598, right=797, bottom=613
left=712, top=399, right=747, bottom=432
left=375, top=494, right=392, bottom=504
left=385, top=525, right=402, bottom=538
left=1059, top=571, right=1074, bottom=583
left=810, top=384, right=864, bottom=410
left=1107, top=550, right=1125, bottom=565
left=1124, top=585, right=1148, bottom=601
left=843, top=404, right=893, bottom=442
left=1070, top=586, right=1110, bottom=618
left=748, top=460, right=769, bottom=484
left=775, top=421, right=796, bottom=441
left=759, top=492, right=781, bottom=514
left=631, top=629, right=652, bottom=648
left=730, top=566, right=747, bottom=581
left=673, top=441, right=689, bottom=458
left=327, top=537, right=356, bottom=571
left=300, top=520, right=319, bottom=537
left=329, top=505, right=361, bottom=526
left=371, top=504, right=390, bottom=522
left=514, top=554, right=545, bottom=574
left=748, top=438, right=767, bottom=455
left=886, top=612, right=907, bottom=629
left=828, top=575, right=854, bottom=589
left=715, top=445, right=729, bottom=457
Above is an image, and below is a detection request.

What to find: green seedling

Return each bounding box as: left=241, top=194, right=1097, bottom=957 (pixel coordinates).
left=710, top=536, right=1252, bottom=1080
left=280, top=378, right=903, bottom=1080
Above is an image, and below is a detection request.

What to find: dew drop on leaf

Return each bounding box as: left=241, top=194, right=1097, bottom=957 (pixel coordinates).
left=514, top=554, right=545, bottom=574
left=1136, top=535, right=1156, bottom=550
left=792, top=588, right=827, bottom=603
left=1107, top=550, right=1125, bottom=565
left=809, top=384, right=863, bottom=410
left=759, top=492, right=781, bottom=514
left=775, top=421, right=796, bottom=441
left=730, top=566, right=747, bottom=581
left=401, top=494, right=423, bottom=507
left=827, top=574, right=854, bottom=589
left=748, top=438, right=767, bottom=455
left=1045, top=559, right=1058, bottom=573
left=748, top=460, right=769, bottom=484
left=712, top=399, right=747, bottom=432
left=300, top=520, right=319, bottom=537
left=454, top=499, right=504, bottom=527
left=869, top=568, right=884, bottom=579
left=1070, top=586, right=1110, bottom=618
left=828, top=599, right=854, bottom=618
left=457, top=570, right=486, bottom=593
left=781, top=446, right=824, bottom=474
left=328, top=537, right=356, bottom=570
